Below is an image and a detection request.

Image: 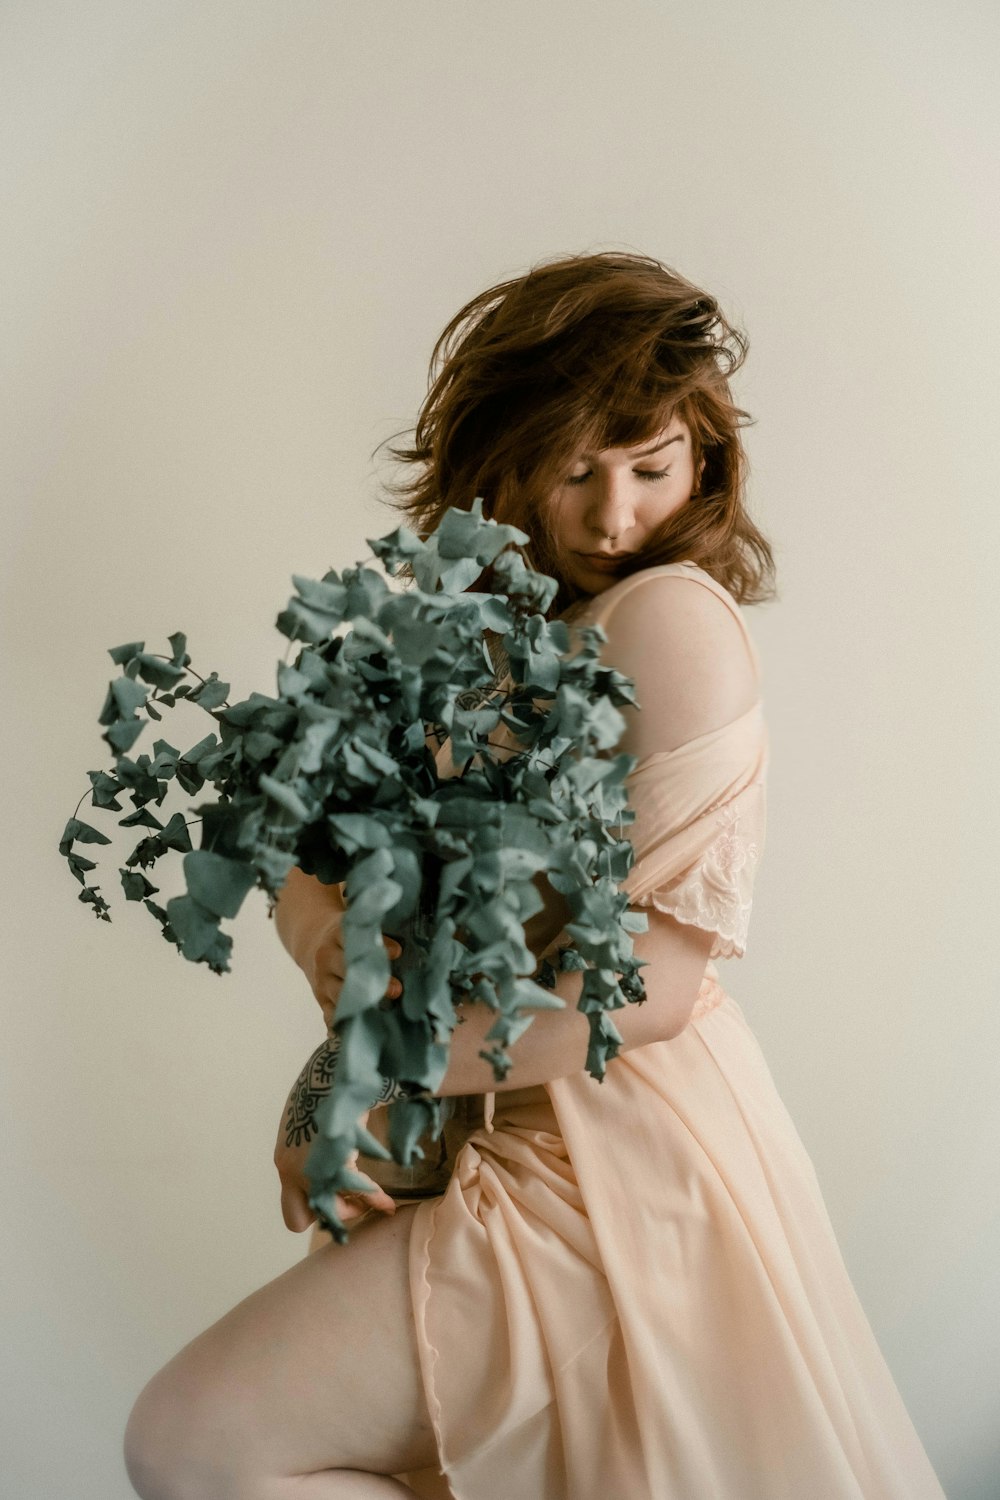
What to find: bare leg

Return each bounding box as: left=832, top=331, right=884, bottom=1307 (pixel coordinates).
left=315, top=1478, right=413, bottom=1497
left=123, top=1203, right=444, bottom=1498
left=264, top=1475, right=415, bottom=1497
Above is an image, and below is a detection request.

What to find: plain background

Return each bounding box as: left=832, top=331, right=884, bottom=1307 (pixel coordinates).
left=2, top=3, right=997, bottom=1496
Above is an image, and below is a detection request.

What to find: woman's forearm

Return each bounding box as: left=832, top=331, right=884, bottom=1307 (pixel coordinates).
left=273, top=868, right=714, bottom=1096
left=272, top=866, right=344, bottom=978
left=434, top=908, right=714, bottom=1096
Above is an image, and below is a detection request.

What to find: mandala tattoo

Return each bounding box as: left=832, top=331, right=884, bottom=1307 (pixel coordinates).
left=454, top=638, right=510, bottom=713
left=284, top=1037, right=339, bottom=1149
left=284, top=1032, right=406, bottom=1149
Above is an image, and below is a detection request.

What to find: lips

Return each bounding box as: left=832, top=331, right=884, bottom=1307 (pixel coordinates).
left=575, top=551, right=634, bottom=569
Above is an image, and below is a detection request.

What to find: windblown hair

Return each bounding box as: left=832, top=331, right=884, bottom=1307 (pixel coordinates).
left=379, top=250, right=776, bottom=614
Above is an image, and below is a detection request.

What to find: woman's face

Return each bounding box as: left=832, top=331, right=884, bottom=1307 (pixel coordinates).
left=546, top=413, right=703, bottom=596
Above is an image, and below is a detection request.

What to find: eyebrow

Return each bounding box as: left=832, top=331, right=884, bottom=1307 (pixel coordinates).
left=580, top=433, right=684, bottom=460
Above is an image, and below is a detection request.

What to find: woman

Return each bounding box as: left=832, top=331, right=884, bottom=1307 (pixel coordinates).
left=123, top=253, right=947, bottom=1499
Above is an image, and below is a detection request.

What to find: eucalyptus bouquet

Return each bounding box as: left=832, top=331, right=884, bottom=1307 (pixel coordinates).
left=60, top=501, right=649, bottom=1241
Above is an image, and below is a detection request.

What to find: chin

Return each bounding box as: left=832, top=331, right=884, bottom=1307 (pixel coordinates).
left=566, top=557, right=632, bottom=593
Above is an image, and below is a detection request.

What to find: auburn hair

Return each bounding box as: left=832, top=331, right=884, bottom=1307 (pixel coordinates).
left=379, top=250, right=776, bottom=615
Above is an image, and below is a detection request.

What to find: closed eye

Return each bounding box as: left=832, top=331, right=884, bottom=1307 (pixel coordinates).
left=565, top=467, right=672, bottom=487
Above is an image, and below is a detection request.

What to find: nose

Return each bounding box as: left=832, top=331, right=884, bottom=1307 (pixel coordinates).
left=585, top=469, right=636, bottom=541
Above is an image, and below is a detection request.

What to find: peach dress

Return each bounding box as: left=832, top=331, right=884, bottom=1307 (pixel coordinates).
left=355, top=561, right=944, bottom=1499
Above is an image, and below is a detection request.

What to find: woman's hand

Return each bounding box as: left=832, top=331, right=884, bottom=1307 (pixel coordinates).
left=274, top=1037, right=398, bottom=1232
left=272, top=868, right=403, bottom=1029
left=309, top=913, right=403, bottom=1030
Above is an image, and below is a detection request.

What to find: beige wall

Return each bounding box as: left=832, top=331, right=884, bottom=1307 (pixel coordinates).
left=2, top=2, right=997, bottom=1494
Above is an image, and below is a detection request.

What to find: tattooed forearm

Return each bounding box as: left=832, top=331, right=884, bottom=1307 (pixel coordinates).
left=283, top=1031, right=408, bottom=1150
left=283, top=1037, right=339, bottom=1150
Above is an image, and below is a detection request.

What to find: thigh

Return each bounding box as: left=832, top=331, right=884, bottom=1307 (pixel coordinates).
left=126, top=1202, right=440, bottom=1484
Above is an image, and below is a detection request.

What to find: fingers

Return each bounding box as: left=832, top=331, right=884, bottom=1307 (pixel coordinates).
left=359, top=1183, right=398, bottom=1215
left=337, top=1193, right=395, bottom=1222
left=318, top=930, right=400, bottom=965
left=384, top=936, right=403, bottom=999
left=280, top=1176, right=395, bottom=1233
left=335, top=1196, right=368, bottom=1224
left=348, top=1162, right=397, bottom=1217
left=316, top=933, right=404, bottom=1010
left=280, top=1179, right=316, bottom=1234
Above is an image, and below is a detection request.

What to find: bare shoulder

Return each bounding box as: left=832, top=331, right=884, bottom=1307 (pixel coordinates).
left=593, top=565, right=760, bottom=754
left=599, top=564, right=747, bottom=648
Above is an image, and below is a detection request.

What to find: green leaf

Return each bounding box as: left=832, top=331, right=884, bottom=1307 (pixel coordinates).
left=243, top=728, right=286, bottom=763
left=276, top=662, right=313, bottom=700
left=255, top=845, right=297, bottom=887
left=275, top=575, right=347, bottom=642
left=149, top=740, right=180, bottom=778
left=292, top=574, right=348, bottom=614
left=508, top=978, right=567, bottom=1011
left=276, top=601, right=338, bottom=643
left=354, top=1122, right=393, bottom=1161
left=189, top=674, right=230, bottom=710
left=348, top=615, right=394, bottom=656
left=368, top=528, right=424, bottom=580
left=104, top=718, right=146, bottom=753
left=167, top=631, right=190, bottom=665
left=434, top=500, right=527, bottom=562
left=327, top=812, right=392, bottom=852
left=179, top=732, right=219, bottom=761
left=165, top=893, right=232, bottom=968
left=259, top=774, right=311, bottom=820
left=484, top=1011, right=536, bottom=1047
left=87, top=770, right=124, bottom=810
left=213, top=691, right=273, bottom=727
left=175, top=734, right=220, bottom=793
left=160, top=812, right=194, bottom=852
left=436, top=555, right=485, bottom=593
left=144, top=897, right=175, bottom=938
left=477, top=1044, right=514, bottom=1082
left=134, top=653, right=186, bottom=690
left=108, top=641, right=144, bottom=665
left=109, top=676, right=149, bottom=721
left=79, top=885, right=112, bottom=920
left=387, top=1097, right=442, bottom=1167
left=182, top=850, right=257, bottom=919
left=59, top=817, right=112, bottom=855
left=118, top=807, right=165, bottom=830
left=125, top=834, right=165, bottom=869
left=120, top=868, right=159, bottom=901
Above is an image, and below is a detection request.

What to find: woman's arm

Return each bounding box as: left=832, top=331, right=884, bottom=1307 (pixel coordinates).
left=272, top=867, right=350, bottom=1031
left=433, top=907, right=714, bottom=1097
left=272, top=865, right=344, bottom=976
left=273, top=861, right=711, bottom=1094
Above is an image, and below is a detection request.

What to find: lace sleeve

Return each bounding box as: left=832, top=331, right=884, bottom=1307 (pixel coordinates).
left=629, top=787, right=765, bottom=960
left=579, top=565, right=768, bottom=962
